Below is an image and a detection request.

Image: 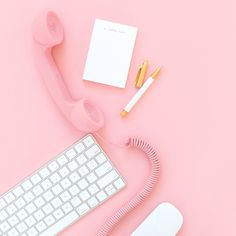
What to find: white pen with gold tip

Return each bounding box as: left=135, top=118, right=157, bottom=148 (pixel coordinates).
left=120, top=67, right=161, bottom=117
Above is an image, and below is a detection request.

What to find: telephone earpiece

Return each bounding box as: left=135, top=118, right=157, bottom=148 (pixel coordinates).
left=32, top=11, right=104, bottom=132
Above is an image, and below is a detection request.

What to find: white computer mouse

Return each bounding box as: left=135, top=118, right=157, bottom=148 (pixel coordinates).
left=131, top=202, right=183, bottom=236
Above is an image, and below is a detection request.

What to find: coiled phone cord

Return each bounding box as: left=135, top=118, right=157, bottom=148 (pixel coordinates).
left=96, top=137, right=160, bottom=236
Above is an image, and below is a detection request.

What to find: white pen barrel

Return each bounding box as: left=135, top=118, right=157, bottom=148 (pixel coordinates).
left=125, top=77, right=154, bottom=112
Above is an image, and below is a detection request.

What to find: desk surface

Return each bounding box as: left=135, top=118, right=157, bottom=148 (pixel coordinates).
left=0, top=0, right=236, bottom=235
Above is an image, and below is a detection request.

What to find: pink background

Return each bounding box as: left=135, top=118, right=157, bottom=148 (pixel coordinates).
left=0, top=0, right=236, bottom=235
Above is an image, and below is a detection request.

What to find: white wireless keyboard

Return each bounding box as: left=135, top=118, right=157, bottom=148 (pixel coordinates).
left=0, top=134, right=126, bottom=236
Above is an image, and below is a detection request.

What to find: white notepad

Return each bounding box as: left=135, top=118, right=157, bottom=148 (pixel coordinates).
left=83, top=19, right=138, bottom=88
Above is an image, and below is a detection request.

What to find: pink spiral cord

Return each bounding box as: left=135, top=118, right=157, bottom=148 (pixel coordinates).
left=97, top=137, right=160, bottom=236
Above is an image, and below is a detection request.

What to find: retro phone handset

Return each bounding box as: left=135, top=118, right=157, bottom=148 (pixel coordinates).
left=33, top=11, right=160, bottom=235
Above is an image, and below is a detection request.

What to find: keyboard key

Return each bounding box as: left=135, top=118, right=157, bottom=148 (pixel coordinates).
left=76, top=154, right=87, bottom=165
left=17, top=209, right=28, bottom=220
left=62, top=202, right=73, bottom=214
left=43, top=190, right=54, bottom=201
left=4, top=192, right=15, bottom=204
left=59, top=166, right=70, bottom=178
left=78, top=166, right=89, bottom=176
left=0, top=199, right=6, bottom=210
left=83, top=136, right=94, bottom=147
left=57, top=155, right=68, bottom=166
left=61, top=178, right=72, bottom=189
left=77, top=203, right=90, bottom=216
left=50, top=173, right=61, bottom=184
left=41, top=179, right=52, bottom=190
left=34, top=197, right=45, bottom=208
left=8, top=215, right=19, bottom=226
left=68, top=160, right=78, bottom=171
left=25, top=215, right=36, bottom=227
left=25, top=203, right=36, bottom=215
left=0, top=221, right=10, bottom=232
left=24, top=192, right=35, bottom=202
left=88, top=197, right=99, bottom=208
left=78, top=179, right=88, bottom=189
left=32, top=185, right=43, bottom=196
left=0, top=209, right=8, bottom=221
left=95, top=162, right=112, bottom=177
left=34, top=209, right=45, bottom=221
left=6, top=204, right=17, bottom=215
left=26, top=227, right=38, bottom=236
left=44, top=215, right=55, bottom=226
left=53, top=209, right=64, bottom=220
left=39, top=167, right=50, bottom=178
left=42, top=203, right=54, bottom=215
left=88, top=184, right=99, bottom=195
left=22, top=180, right=33, bottom=191
left=74, top=143, right=85, bottom=153
left=42, top=211, right=78, bottom=235
left=51, top=197, right=62, bottom=208
left=69, top=185, right=80, bottom=196
left=52, top=184, right=63, bottom=195
left=7, top=228, right=19, bottom=236
left=96, top=191, right=108, bottom=202
left=69, top=172, right=80, bottom=183
left=60, top=191, right=71, bottom=202
left=114, top=178, right=126, bottom=189
left=13, top=186, right=24, bottom=198
left=95, top=153, right=107, bottom=164
left=48, top=161, right=59, bottom=172
left=97, top=170, right=119, bottom=189
left=36, top=221, right=47, bottom=232
left=66, top=149, right=77, bottom=160
left=17, top=222, right=27, bottom=233
left=87, top=159, right=98, bottom=170
left=87, top=173, right=97, bottom=183
left=105, top=184, right=116, bottom=195
left=70, top=196, right=81, bottom=207
left=79, top=190, right=90, bottom=201
left=31, top=174, right=41, bottom=185
left=85, top=145, right=100, bottom=159
left=15, top=197, right=26, bottom=208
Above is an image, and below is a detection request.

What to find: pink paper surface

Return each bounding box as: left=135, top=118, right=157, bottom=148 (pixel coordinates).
left=0, top=0, right=236, bottom=235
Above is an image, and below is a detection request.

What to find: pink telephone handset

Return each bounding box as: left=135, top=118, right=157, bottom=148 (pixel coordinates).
left=32, top=11, right=104, bottom=132
left=33, top=11, right=160, bottom=235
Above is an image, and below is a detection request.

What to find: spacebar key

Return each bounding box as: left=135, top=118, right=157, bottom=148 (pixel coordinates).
left=40, top=211, right=79, bottom=236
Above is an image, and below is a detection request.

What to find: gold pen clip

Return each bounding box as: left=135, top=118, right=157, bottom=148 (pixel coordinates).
left=135, top=60, right=148, bottom=88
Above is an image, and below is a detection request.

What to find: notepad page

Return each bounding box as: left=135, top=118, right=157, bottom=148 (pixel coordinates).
left=83, top=19, right=138, bottom=88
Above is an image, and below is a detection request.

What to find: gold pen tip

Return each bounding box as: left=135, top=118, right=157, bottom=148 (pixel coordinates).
left=151, top=67, right=161, bottom=79
left=120, top=110, right=128, bottom=117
